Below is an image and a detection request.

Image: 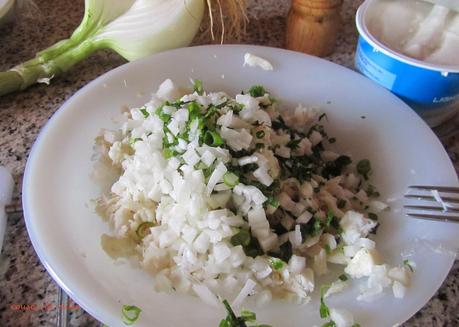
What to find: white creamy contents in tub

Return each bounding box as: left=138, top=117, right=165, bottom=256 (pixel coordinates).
left=366, top=0, right=459, bottom=66
left=93, top=79, right=412, bottom=307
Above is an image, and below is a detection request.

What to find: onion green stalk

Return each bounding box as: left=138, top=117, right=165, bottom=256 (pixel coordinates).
left=0, top=0, right=205, bottom=96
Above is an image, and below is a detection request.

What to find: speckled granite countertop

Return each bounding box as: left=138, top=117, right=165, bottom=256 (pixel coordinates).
left=0, top=0, right=458, bottom=326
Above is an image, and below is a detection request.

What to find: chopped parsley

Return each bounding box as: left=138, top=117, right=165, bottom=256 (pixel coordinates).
left=140, top=107, right=149, bottom=118
left=356, top=159, right=372, bottom=180
left=248, top=85, right=266, bottom=98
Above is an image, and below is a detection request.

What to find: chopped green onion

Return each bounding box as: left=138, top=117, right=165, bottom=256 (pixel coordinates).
left=357, top=159, right=372, bottom=180
left=193, top=79, right=204, bottom=95
left=404, top=259, right=414, bottom=272
left=287, top=139, right=301, bottom=150
left=337, top=198, right=346, bottom=209
left=223, top=172, right=239, bottom=188
left=368, top=212, right=378, bottom=221
left=248, top=85, right=266, bottom=97
left=140, top=108, right=149, bottom=118
left=136, top=221, right=155, bottom=239
left=219, top=299, right=271, bottom=327
left=204, top=130, right=224, bottom=146
left=266, top=196, right=279, bottom=208
left=320, top=285, right=331, bottom=318
left=271, top=240, right=292, bottom=262
left=366, top=184, right=380, bottom=197
left=326, top=210, right=334, bottom=226
left=324, top=244, right=331, bottom=254
left=321, top=322, right=337, bottom=327
left=269, top=257, right=284, bottom=270
left=162, top=148, right=178, bottom=159
left=255, top=143, right=265, bottom=149
left=338, top=274, right=348, bottom=281
left=122, top=305, right=142, bottom=326
left=256, top=130, right=265, bottom=139
left=129, top=137, right=143, bottom=145
left=240, top=310, right=256, bottom=322
left=155, top=106, right=172, bottom=123
left=187, top=101, right=202, bottom=120
left=230, top=229, right=251, bottom=247
left=313, top=219, right=323, bottom=235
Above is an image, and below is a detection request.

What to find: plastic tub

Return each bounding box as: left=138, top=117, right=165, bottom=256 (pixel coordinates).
left=355, top=0, right=459, bottom=127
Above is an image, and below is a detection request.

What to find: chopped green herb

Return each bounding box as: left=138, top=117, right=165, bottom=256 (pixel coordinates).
left=269, top=257, right=285, bottom=270
left=162, top=148, right=178, bottom=159
left=140, top=108, right=149, bottom=118
left=366, top=184, right=380, bottom=197
left=337, top=198, right=346, bottom=209
left=256, top=130, right=265, bottom=139
left=193, top=79, right=204, bottom=95
left=136, top=221, right=155, bottom=239
left=326, top=210, right=335, bottom=226
left=287, top=138, right=301, bottom=150
left=129, top=137, right=143, bottom=145
left=269, top=240, right=292, bottom=262
left=248, top=85, right=266, bottom=98
left=338, top=274, right=348, bottom=281
left=404, top=259, right=414, bottom=272
left=122, top=305, right=142, bottom=325
left=203, top=130, right=224, bottom=146
left=321, top=322, right=337, bottom=327
left=255, top=143, right=265, bottom=149
left=230, top=229, right=251, bottom=247
left=320, top=285, right=331, bottom=318
left=219, top=299, right=272, bottom=327
left=240, top=310, right=256, bottom=322
left=266, top=196, right=279, bottom=208
left=324, top=244, right=332, bottom=254
left=368, top=212, right=378, bottom=221
left=322, top=155, right=352, bottom=179
left=223, top=172, right=239, bottom=188
left=356, top=159, right=372, bottom=180
left=187, top=101, right=202, bottom=120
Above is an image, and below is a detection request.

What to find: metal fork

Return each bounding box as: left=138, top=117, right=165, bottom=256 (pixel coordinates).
left=404, top=185, right=459, bottom=222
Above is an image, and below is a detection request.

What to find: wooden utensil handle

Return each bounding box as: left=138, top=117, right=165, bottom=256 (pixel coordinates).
left=285, top=0, right=343, bottom=57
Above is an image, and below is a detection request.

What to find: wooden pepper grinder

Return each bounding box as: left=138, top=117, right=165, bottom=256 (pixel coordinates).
left=285, top=0, right=343, bottom=57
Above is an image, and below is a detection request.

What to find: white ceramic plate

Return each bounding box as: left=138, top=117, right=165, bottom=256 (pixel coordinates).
left=23, top=45, right=459, bottom=327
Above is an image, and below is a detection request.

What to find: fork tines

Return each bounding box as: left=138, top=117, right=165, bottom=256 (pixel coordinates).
left=404, top=185, right=459, bottom=223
